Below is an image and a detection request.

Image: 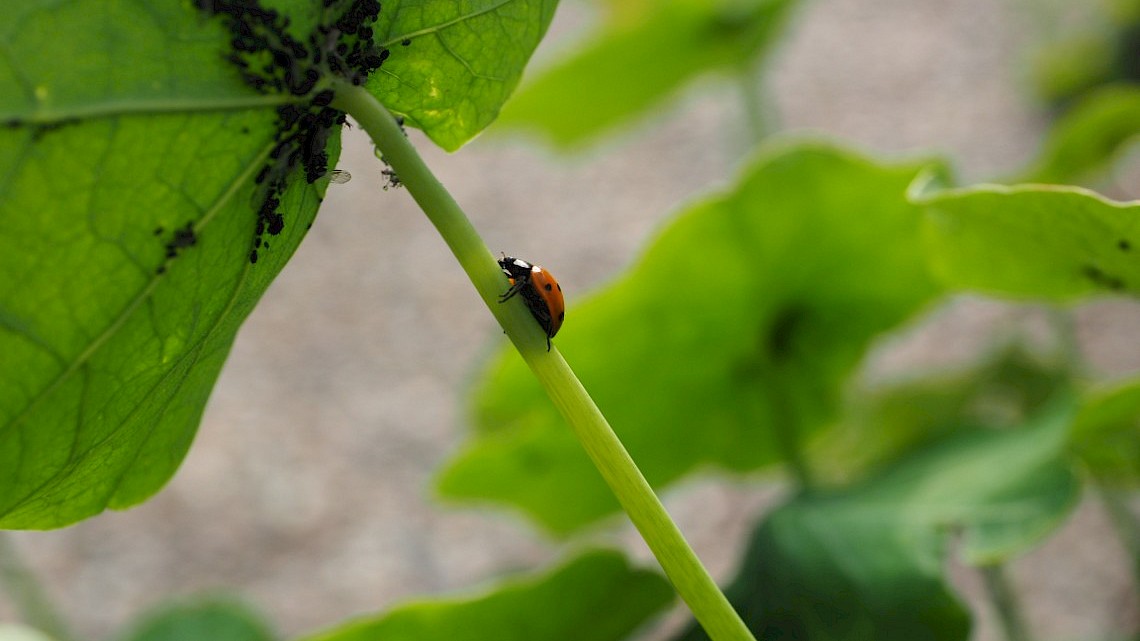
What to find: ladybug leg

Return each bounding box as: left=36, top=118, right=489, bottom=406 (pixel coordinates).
left=546, top=335, right=552, bottom=351
left=498, top=275, right=529, bottom=302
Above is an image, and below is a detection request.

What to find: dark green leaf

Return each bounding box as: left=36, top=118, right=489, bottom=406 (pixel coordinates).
left=495, top=0, right=798, bottom=149
left=114, top=596, right=275, bottom=641
left=439, top=142, right=945, bottom=534
left=0, top=0, right=339, bottom=527
left=1014, top=84, right=1140, bottom=184
left=367, top=0, right=560, bottom=151
left=296, top=549, right=674, bottom=641
left=919, top=183, right=1140, bottom=299
left=679, top=396, right=1079, bottom=641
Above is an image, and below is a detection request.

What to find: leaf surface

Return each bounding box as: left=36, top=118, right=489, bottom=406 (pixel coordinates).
left=1071, top=378, right=1140, bottom=485
left=297, top=549, right=673, bottom=641
left=678, top=396, right=1079, bottom=641
left=495, top=0, right=798, bottom=148
left=919, top=183, right=1140, bottom=299
left=1014, top=84, right=1140, bottom=185
left=0, top=625, right=56, bottom=641
left=367, top=0, right=560, bottom=151
left=0, top=0, right=339, bottom=527
left=439, top=141, right=945, bottom=534
left=815, top=346, right=1070, bottom=482
left=114, top=597, right=275, bottom=641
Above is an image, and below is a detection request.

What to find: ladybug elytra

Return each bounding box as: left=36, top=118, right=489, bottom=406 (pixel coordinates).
left=498, top=255, right=565, bottom=351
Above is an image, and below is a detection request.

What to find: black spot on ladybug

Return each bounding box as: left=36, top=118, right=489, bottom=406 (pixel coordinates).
left=1119, top=239, right=1131, bottom=252
left=543, top=283, right=553, bottom=291
left=557, top=311, right=565, bottom=322
left=1081, top=264, right=1125, bottom=291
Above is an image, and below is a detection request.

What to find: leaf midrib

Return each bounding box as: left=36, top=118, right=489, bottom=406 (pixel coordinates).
left=0, top=94, right=293, bottom=126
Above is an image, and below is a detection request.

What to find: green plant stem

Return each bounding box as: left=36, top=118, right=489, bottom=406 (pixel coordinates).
left=0, top=533, right=74, bottom=641
left=737, top=59, right=771, bottom=146
left=980, top=564, right=1033, bottom=641
left=332, top=82, right=756, bottom=641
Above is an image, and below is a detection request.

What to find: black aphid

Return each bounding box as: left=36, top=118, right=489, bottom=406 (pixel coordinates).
left=199, top=0, right=385, bottom=263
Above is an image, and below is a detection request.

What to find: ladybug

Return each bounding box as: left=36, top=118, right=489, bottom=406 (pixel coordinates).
left=498, top=255, right=565, bottom=351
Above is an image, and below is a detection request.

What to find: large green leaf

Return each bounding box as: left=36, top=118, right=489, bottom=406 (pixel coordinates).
left=0, top=0, right=342, bottom=528
left=438, top=141, right=945, bottom=534
left=0, top=0, right=565, bottom=526
left=919, top=183, right=1140, bottom=299
left=367, top=0, right=560, bottom=151
left=114, top=597, right=275, bottom=641
left=1013, top=84, right=1140, bottom=185
left=495, top=0, right=798, bottom=149
left=296, top=549, right=674, bottom=641
left=1072, top=377, right=1140, bottom=485
left=678, top=396, right=1079, bottom=641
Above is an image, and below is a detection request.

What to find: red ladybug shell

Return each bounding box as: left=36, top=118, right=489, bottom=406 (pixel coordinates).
left=498, top=255, right=565, bottom=350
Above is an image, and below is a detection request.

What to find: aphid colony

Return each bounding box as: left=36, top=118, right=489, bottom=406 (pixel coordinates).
left=195, top=0, right=387, bottom=263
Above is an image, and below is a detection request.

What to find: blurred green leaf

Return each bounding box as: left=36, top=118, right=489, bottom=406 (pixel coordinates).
left=1072, top=378, right=1140, bottom=485
left=918, top=184, right=1140, bottom=300
left=0, top=0, right=339, bottom=527
left=368, top=0, right=560, bottom=151
left=297, top=549, right=673, bottom=641
left=439, top=141, right=945, bottom=535
left=816, top=345, right=1070, bottom=482
left=1032, top=35, right=1117, bottom=107
left=495, top=0, right=798, bottom=149
left=114, top=597, right=275, bottom=641
left=1014, top=84, right=1140, bottom=184
left=679, top=395, right=1079, bottom=641
left=0, top=625, right=55, bottom=641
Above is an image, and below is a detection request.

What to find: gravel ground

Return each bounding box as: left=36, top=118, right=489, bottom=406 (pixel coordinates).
left=4, top=0, right=1140, bottom=639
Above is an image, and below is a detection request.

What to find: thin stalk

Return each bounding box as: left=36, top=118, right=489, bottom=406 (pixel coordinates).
left=737, top=67, right=767, bottom=145
left=980, top=564, right=1033, bottom=641
left=332, top=82, right=756, bottom=641
left=736, top=56, right=777, bottom=147
left=0, top=533, right=74, bottom=641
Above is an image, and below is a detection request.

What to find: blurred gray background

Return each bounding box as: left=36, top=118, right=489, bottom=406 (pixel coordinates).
left=3, top=0, right=1140, bottom=639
